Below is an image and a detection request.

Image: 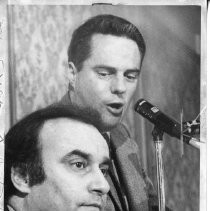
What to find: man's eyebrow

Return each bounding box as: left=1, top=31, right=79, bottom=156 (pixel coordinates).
left=61, top=150, right=90, bottom=163
left=126, top=68, right=141, bottom=74
left=61, top=149, right=111, bottom=166
left=93, top=65, right=116, bottom=72
left=93, top=65, right=141, bottom=74
left=101, top=157, right=111, bottom=167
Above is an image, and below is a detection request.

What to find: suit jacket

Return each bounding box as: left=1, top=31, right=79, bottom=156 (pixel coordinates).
left=4, top=206, right=9, bottom=211
left=55, top=93, right=160, bottom=211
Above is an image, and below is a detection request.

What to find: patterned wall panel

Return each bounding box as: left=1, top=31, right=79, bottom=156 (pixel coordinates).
left=8, top=5, right=201, bottom=211
left=10, top=5, right=91, bottom=121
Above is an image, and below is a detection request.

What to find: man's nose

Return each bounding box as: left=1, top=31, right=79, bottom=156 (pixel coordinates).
left=88, top=168, right=110, bottom=195
left=111, top=76, right=126, bottom=94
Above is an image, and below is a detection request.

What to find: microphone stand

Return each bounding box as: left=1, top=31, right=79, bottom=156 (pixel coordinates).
left=152, top=126, right=165, bottom=211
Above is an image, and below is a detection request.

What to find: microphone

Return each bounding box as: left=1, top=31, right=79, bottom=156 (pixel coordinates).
left=134, top=99, right=200, bottom=149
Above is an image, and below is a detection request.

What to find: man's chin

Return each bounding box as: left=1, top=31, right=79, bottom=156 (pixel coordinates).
left=99, top=117, right=122, bottom=132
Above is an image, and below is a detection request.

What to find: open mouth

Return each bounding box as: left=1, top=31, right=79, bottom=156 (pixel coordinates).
left=107, top=103, right=123, bottom=116
left=108, top=103, right=123, bottom=109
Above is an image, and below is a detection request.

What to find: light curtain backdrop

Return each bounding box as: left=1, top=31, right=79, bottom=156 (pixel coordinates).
left=7, top=5, right=200, bottom=211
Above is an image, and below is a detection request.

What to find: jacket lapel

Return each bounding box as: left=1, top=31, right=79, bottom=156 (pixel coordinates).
left=110, top=124, right=149, bottom=211
left=106, top=174, right=123, bottom=211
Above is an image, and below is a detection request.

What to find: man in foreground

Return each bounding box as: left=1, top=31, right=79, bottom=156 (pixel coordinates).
left=4, top=106, right=110, bottom=211
left=58, top=14, right=161, bottom=210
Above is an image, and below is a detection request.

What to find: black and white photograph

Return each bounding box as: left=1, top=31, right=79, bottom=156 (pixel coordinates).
left=0, top=0, right=207, bottom=210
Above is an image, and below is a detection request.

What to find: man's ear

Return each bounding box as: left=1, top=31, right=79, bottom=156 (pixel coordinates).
left=67, top=62, right=78, bottom=90
left=11, top=167, right=31, bottom=194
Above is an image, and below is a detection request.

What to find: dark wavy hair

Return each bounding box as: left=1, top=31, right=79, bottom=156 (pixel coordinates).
left=68, top=14, right=146, bottom=70
left=4, top=105, right=102, bottom=202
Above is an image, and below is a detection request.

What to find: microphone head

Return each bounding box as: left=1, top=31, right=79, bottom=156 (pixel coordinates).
left=134, top=99, right=200, bottom=149
left=134, top=99, right=160, bottom=124
left=134, top=99, right=181, bottom=139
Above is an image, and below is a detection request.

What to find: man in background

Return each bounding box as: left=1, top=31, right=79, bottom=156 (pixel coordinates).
left=58, top=14, right=160, bottom=211
left=4, top=106, right=110, bottom=211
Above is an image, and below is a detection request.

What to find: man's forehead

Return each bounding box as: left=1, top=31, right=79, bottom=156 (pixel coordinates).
left=40, top=118, right=80, bottom=139
left=39, top=117, right=108, bottom=157
left=42, top=117, right=78, bottom=130
left=89, top=33, right=141, bottom=65
left=39, top=117, right=98, bottom=142
left=91, top=33, right=132, bottom=42
left=90, top=33, right=139, bottom=51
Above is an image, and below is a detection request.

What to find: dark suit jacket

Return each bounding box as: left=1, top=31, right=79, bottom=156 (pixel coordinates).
left=55, top=93, right=164, bottom=211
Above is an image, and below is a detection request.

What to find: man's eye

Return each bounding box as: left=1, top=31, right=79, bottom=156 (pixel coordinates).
left=74, top=162, right=85, bottom=168
left=98, top=72, right=110, bottom=77
left=71, top=161, right=87, bottom=170
left=100, top=167, right=109, bottom=176
left=126, top=74, right=138, bottom=80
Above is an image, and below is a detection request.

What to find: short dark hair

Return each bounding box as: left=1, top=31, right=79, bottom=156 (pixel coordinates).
left=4, top=105, right=102, bottom=201
left=68, top=14, right=146, bottom=70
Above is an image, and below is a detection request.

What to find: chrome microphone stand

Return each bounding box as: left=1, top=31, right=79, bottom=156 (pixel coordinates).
left=152, top=127, right=165, bottom=211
